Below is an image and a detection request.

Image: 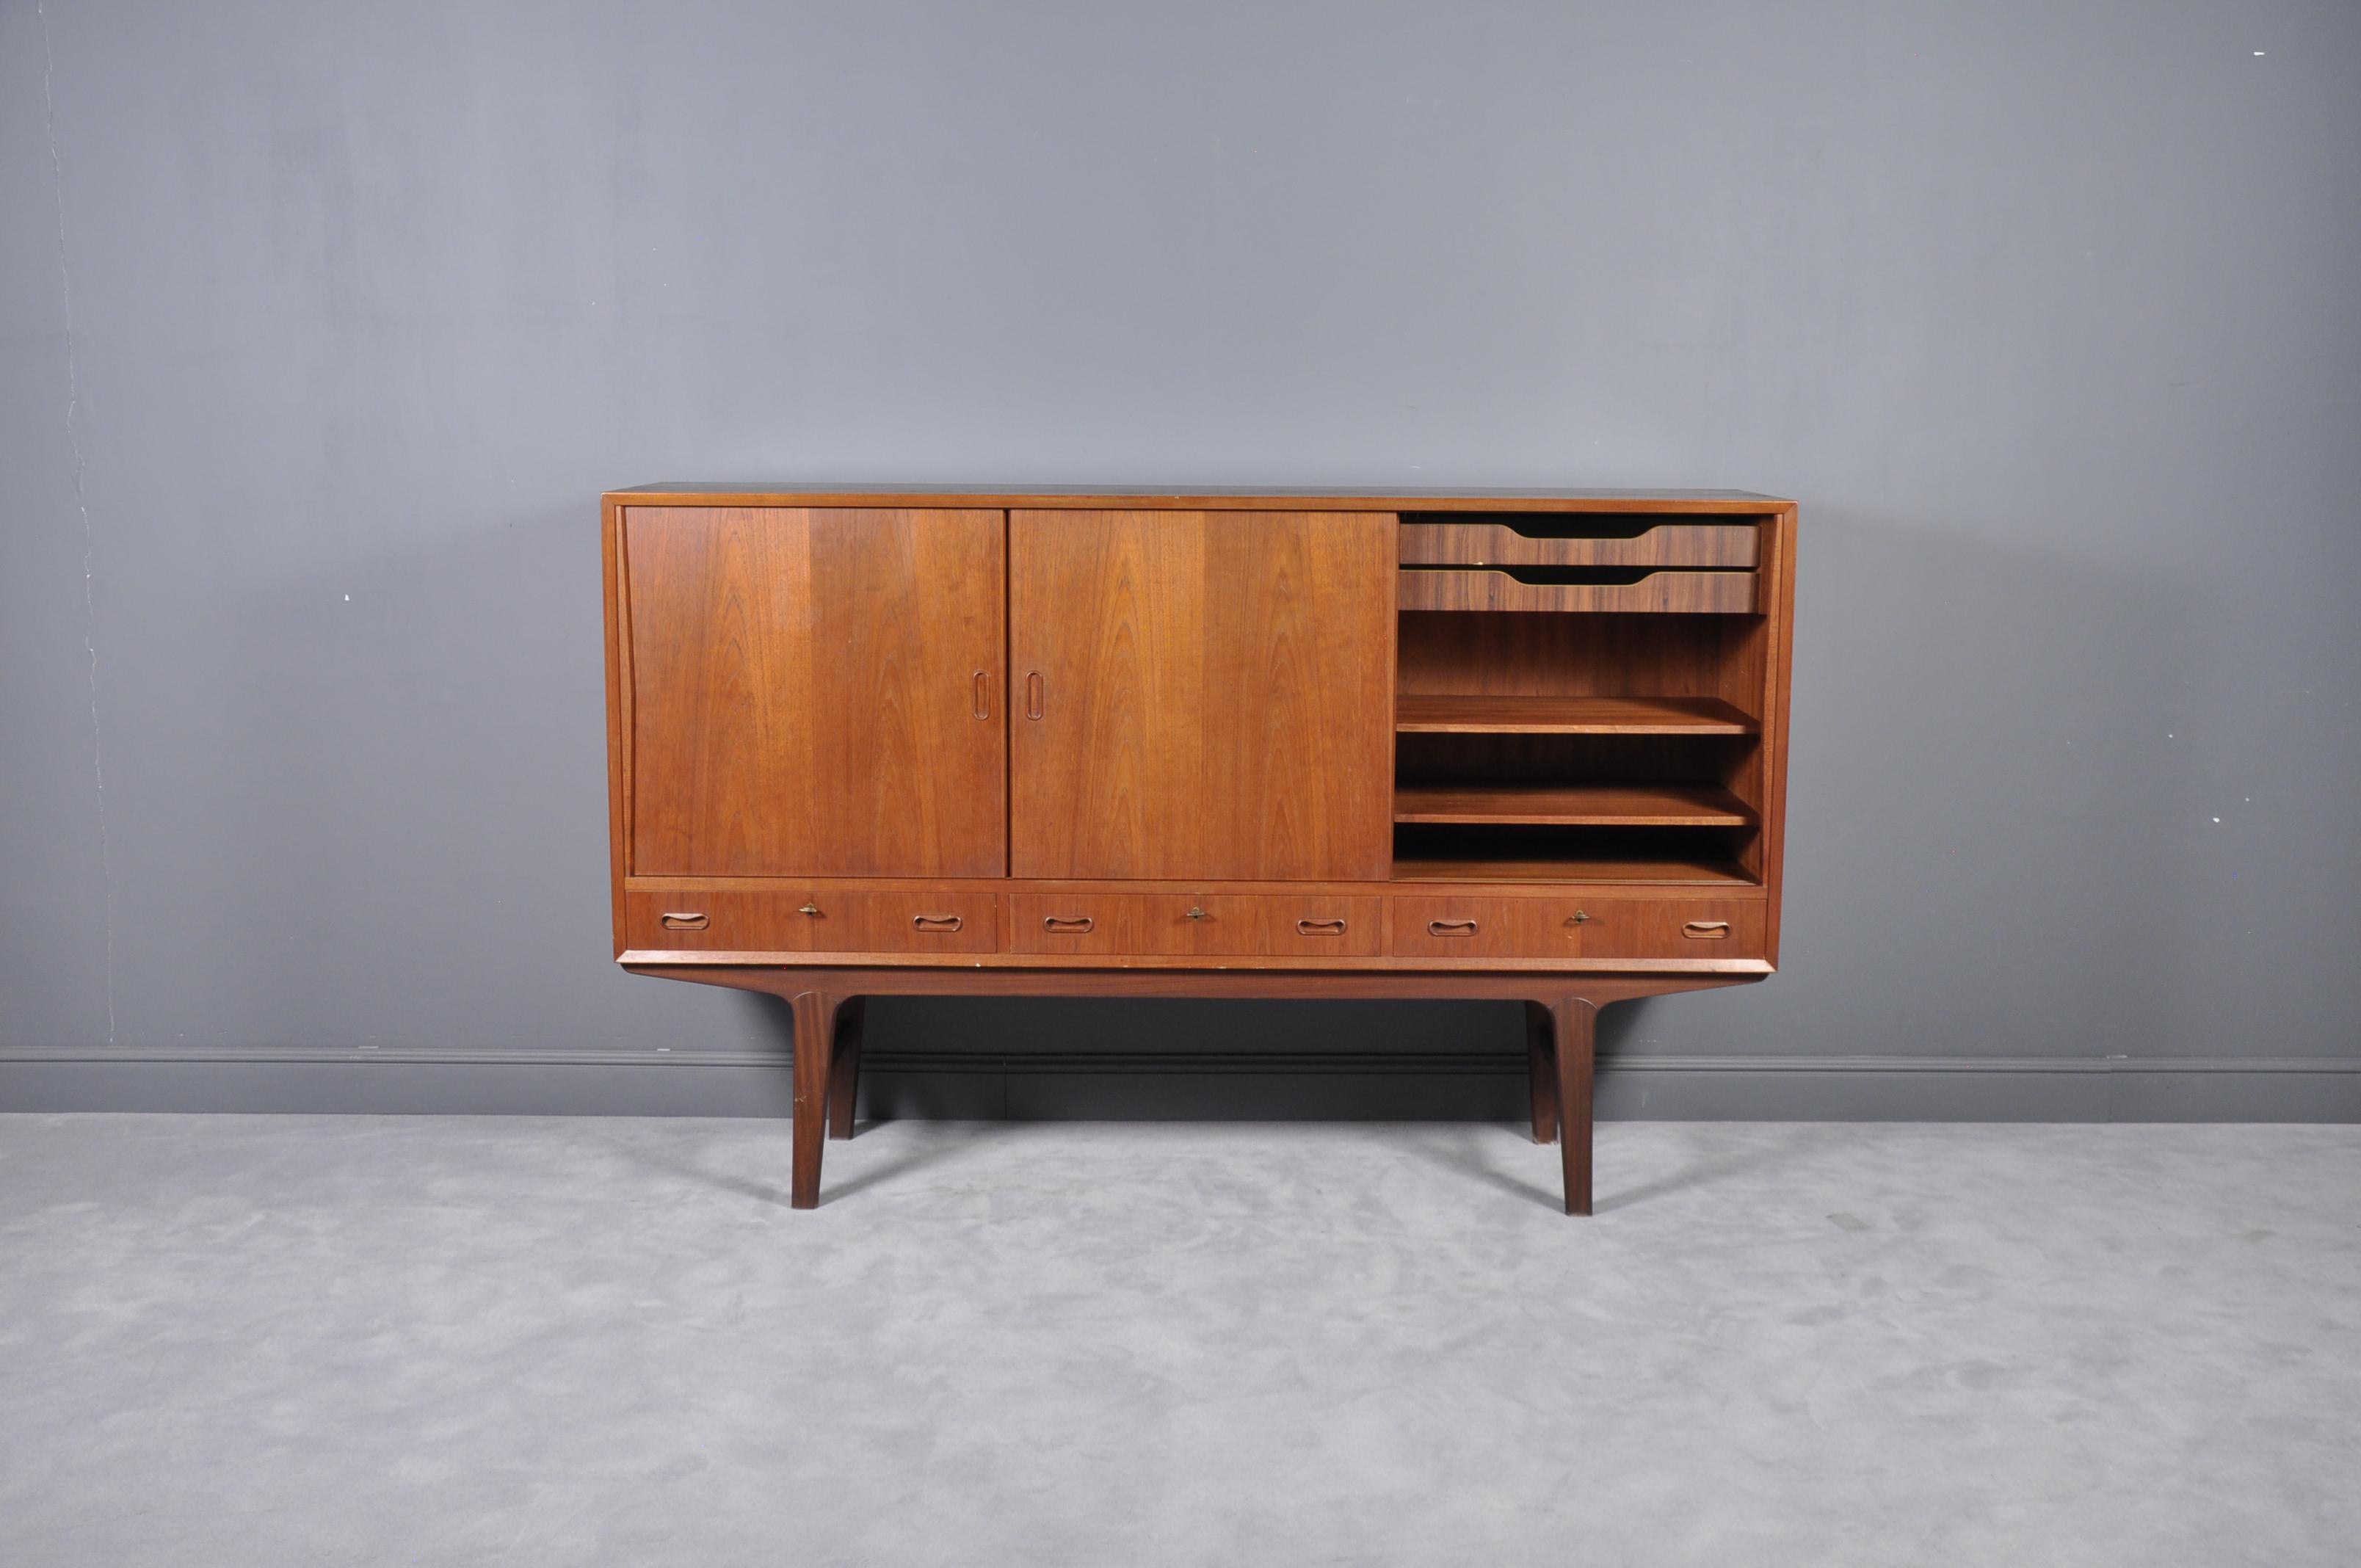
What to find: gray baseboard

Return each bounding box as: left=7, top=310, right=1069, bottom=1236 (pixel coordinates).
left=3, top=1048, right=2357, bottom=1122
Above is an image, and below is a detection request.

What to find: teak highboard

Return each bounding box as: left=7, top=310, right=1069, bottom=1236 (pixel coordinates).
left=604, top=487, right=1797, bottom=1213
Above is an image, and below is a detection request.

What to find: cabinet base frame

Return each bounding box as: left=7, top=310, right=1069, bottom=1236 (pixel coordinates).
left=628, top=964, right=1758, bottom=1216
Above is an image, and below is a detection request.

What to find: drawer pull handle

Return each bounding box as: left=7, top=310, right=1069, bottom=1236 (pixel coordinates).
left=797, top=903, right=822, bottom=917
left=1296, top=918, right=1347, bottom=936
left=1683, top=920, right=1732, bottom=940
left=1042, top=915, right=1094, bottom=934
left=1429, top=919, right=1479, bottom=937
left=912, top=914, right=964, bottom=933
left=1185, top=906, right=1208, bottom=921
left=1567, top=909, right=1591, bottom=926
left=971, top=671, right=993, bottom=720
left=659, top=911, right=709, bottom=932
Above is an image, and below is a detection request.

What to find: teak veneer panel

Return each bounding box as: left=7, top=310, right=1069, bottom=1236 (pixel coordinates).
left=1389, top=896, right=1766, bottom=960
left=614, top=484, right=1790, bottom=512
left=1394, top=694, right=1758, bottom=735
left=1398, top=567, right=1758, bottom=614
left=1398, top=521, right=1759, bottom=568
left=623, top=888, right=1000, bottom=954
left=1007, top=893, right=1382, bottom=957
left=624, top=507, right=1005, bottom=878
left=1387, top=851, right=1757, bottom=885
left=1009, top=509, right=1394, bottom=882
left=1391, top=784, right=1757, bottom=827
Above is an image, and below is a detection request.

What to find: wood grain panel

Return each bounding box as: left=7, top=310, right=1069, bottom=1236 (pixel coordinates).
left=625, top=507, right=1005, bottom=877
left=1009, top=509, right=1393, bottom=880
left=1569, top=898, right=1766, bottom=959
left=1395, top=694, right=1757, bottom=734
left=1396, top=613, right=1733, bottom=700
left=1397, top=567, right=1757, bottom=614
left=1386, top=897, right=1534, bottom=959
left=1398, top=520, right=1758, bottom=568
left=1008, top=893, right=1382, bottom=957
left=1391, top=784, right=1756, bottom=827
left=623, top=888, right=999, bottom=953
left=612, top=486, right=1794, bottom=513
left=1387, top=896, right=1765, bottom=960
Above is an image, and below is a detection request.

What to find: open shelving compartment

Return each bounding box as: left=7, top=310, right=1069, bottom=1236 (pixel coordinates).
left=1391, top=511, right=1776, bottom=886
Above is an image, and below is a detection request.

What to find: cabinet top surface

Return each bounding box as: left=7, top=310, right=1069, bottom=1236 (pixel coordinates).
left=608, top=483, right=1794, bottom=512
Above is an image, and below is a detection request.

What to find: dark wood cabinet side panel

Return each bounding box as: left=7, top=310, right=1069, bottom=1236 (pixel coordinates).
left=625, top=507, right=1004, bottom=878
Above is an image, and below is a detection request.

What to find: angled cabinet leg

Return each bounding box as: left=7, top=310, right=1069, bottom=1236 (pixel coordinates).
left=1545, top=997, right=1598, bottom=1216
left=1525, top=1001, right=1561, bottom=1146
left=828, top=997, right=866, bottom=1139
left=788, top=990, right=841, bottom=1209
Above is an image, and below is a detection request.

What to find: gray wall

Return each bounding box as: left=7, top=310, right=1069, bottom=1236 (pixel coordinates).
left=6, top=0, right=2358, bottom=1120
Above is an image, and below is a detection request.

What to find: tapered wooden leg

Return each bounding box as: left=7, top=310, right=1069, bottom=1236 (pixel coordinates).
left=788, top=990, right=839, bottom=1209
left=1525, top=1001, right=1560, bottom=1145
left=827, top=997, right=866, bottom=1139
left=1548, top=997, right=1597, bottom=1216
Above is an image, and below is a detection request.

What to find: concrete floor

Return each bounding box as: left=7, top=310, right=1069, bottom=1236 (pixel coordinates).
left=1, top=1117, right=2357, bottom=1567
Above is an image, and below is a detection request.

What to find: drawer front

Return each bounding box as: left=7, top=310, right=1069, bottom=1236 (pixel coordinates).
left=1567, top=898, right=1764, bottom=959
left=1009, top=893, right=1382, bottom=957
left=1396, top=567, right=1758, bottom=614
left=1387, top=897, right=1534, bottom=959
left=625, top=889, right=998, bottom=954
left=1398, top=520, right=1758, bottom=569
left=1388, top=896, right=1765, bottom=961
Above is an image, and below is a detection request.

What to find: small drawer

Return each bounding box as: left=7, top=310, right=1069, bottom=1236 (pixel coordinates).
left=1565, top=898, right=1764, bottom=959
left=626, top=889, right=998, bottom=954
left=628, top=890, right=803, bottom=952
left=1009, top=893, right=1382, bottom=957
left=1387, top=897, right=1534, bottom=959
left=1399, top=520, right=1758, bottom=570
left=807, top=890, right=1000, bottom=953
left=1249, top=896, right=1382, bottom=957
left=1387, top=896, right=1766, bottom=961
left=1008, top=893, right=1145, bottom=955
left=1397, top=567, right=1757, bottom=614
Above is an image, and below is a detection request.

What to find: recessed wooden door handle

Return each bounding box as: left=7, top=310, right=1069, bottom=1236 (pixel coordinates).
left=1025, top=672, right=1045, bottom=721
left=659, top=912, right=709, bottom=931
left=1296, top=918, right=1348, bottom=936
left=971, top=671, right=993, bottom=719
left=1042, top=915, right=1093, bottom=934
left=1428, top=919, right=1479, bottom=937
left=912, top=914, right=964, bottom=933
left=1683, top=920, right=1732, bottom=940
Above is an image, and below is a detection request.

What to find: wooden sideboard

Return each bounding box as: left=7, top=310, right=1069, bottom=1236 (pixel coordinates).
left=604, top=487, right=1796, bottom=1213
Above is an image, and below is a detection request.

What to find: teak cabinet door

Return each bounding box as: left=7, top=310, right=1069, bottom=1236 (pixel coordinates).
left=624, top=507, right=1005, bottom=877
left=1008, top=509, right=1394, bottom=881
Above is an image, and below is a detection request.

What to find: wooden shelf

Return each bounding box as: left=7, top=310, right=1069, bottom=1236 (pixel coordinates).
left=1390, top=824, right=1760, bottom=885
left=1399, top=520, right=1758, bottom=569
left=1399, top=567, right=1758, bottom=614
left=1392, top=784, right=1757, bottom=827
left=1390, top=852, right=1758, bottom=885
left=1396, top=694, right=1758, bottom=736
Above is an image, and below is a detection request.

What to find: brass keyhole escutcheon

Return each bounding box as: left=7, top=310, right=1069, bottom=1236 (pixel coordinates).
left=1185, top=906, right=1208, bottom=921
left=1567, top=909, right=1591, bottom=926
left=798, top=903, right=821, bottom=917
